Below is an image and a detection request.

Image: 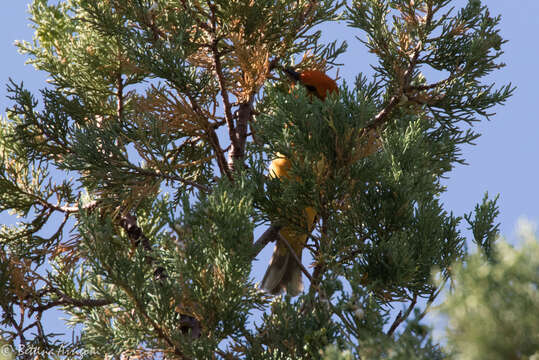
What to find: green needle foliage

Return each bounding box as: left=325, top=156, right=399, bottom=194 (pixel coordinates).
left=440, top=222, right=539, bottom=360
left=0, top=0, right=515, bottom=359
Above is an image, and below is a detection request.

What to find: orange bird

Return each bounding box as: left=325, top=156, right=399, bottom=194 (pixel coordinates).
left=261, top=68, right=338, bottom=296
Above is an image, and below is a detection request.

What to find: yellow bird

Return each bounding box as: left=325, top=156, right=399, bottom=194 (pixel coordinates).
left=261, top=68, right=339, bottom=296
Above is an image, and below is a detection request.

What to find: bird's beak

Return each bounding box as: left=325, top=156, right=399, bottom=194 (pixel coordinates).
left=283, top=67, right=301, bottom=82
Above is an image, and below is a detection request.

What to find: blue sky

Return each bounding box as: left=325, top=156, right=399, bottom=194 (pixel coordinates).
left=1, top=0, right=538, bottom=344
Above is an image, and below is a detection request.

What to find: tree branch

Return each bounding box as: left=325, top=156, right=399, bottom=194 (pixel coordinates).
left=251, top=224, right=313, bottom=283
left=116, top=73, right=124, bottom=122
left=367, top=3, right=434, bottom=131
left=182, top=91, right=230, bottom=179
left=387, top=293, right=418, bottom=337
left=204, top=1, right=241, bottom=173
left=308, top=213, right=329, bottom=296
left=252, top=225, right=282, bottom=259
left=119, top=213, right=165, bottom=280
left=123, top=280, right=188, bottom=359
left=3, top=305, right=27, bottom=348
left=52, top=200, right=97, bottom=214
left=136, top=167, right=210, bottom=193
left=30, top=296, right=112, bottom=314
left=414, top=279, right=446, bottom=324
left=135, top=4, right=230, bottom=180
left=118, top=213, right=201, bottom=338
left=277, top=232, right=313, bottom=283
left=228, top=99, right=253, bottom=168
left=20, top=267, right=113, bottom=316
left=205, top=1, right=255, bottom=172
left=367, top=41, right=423, bottom=131
left=212, top=39, right=235, bottom=140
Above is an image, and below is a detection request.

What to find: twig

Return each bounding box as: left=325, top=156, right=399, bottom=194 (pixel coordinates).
left=211, top=41, right=234, bottom=126
left=251, top=225, right=282, bottom=259
left=212, top=40, right=236, bottom=150
left=56, top=200, right=98, bottom=214
left=3, top=306, right=27, bottom=347
left=119, top=213, right=166, bottom=280
left=124, top=281, right=188, bottom=359
left=415, top=280, right=446, bottom=324
left=185, top=92, right=231, bottom=179
left=136, top=5, right=230, bottom=179
left=116, top=72, right=124, bottom=122
left=119, top=213, right=201, bottom=339
left=228, top=99, right=253, bottom=168
left=205, top=2, right=240, bottom=172
left=405, top=66, right=462, bottom=92
left=367, top=41, right=423, bottom=131
left=387, top=293, right=418, bottom=336
left=206, top=0, right=255, bottom=172
left=166, top=136, right=202, bottom=162
left=205, top=123, right=232, bottom=178
left=30, top=297, right=112, bottom=314
left=137, top=168, right=209, bottom=192
left=90, top=214, right=192, bottom=355
left=276, top=232, right=313, bottom=283
left=14, top=185, right=93, bottom=215
left=308, top=213, right=329, bottom=295
left=367, top=3, right=434, bottom=131
left=331, top=305, right=359, bottom=345
left=23, top=268, right=113, bottom=315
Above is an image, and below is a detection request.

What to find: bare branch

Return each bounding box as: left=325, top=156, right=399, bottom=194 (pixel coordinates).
left=228, top=99, right=253, bottom=168
left=30, top=297, right=112, bottom=314
left=277, top=232, right=313, bottom=283
left=415, top=279, right=446, bottom=324
left=58, top=200, right=98, bottom=213
left=184, top=92, right=231, bottom=179
left=387, top=293, right=418, bottom=337
left=251, top=224, right=313, bottom=281
left=211, top=40, right=235, bottom=140
left=116, top=73, right=124, bottom=122
left=252, top=225, right=281, bottom=259
left=3, top=306, right=27, bottom=347
left=201, top=0, right=242, bottom=173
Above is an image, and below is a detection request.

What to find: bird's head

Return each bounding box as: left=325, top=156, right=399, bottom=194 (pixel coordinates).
left=283, top=67, right=338, bottom=100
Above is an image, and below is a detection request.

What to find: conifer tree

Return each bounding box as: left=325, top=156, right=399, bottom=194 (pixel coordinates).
left=0, top=0, right=513, bottom=359
left=440, top=220, right=539, bottom=360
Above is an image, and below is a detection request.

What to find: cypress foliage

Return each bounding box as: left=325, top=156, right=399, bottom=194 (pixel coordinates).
left=440, top=222, right=539, bottom=360
left=0, top=0, right=514, bottom=358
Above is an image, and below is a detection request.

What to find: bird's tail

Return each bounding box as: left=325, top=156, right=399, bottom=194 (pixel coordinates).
left=261, top=241, right=303, bottom=297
